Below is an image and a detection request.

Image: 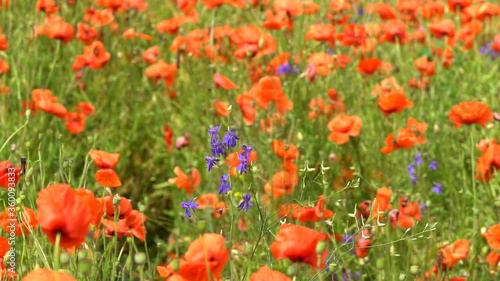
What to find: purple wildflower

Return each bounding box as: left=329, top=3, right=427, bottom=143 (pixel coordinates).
left=236, top=145, right=253, bottom=174
left=222, top=129, right=239, bottom=148
left=238, top=193, right=253, bottom=212
left=276, top=62, right=299, bottom=76
left=419, top=203, right=427, bottom=213
left=431, top=182, right=443, bottom=195
left=181, top=197, right=199, bottom=218
left=218, top=174, right=232, bottom=194
left=208, top=126, right=220, bottom=143
left=205, top=155, right=219, bottom=172
left=414, top=153, right=423, bottom=166
left=479, top=43, right=499, bottom=60
left=429, top=161, right=438, bottom=170
left=210, top=139, right=225, bottom=157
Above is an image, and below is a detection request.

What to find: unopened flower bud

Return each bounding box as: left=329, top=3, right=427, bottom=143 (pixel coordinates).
left=134, top=252, right=147, bottom=265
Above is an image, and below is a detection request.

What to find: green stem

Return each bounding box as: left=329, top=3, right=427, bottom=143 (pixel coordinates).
left=53, top=232, right=62, bottom=270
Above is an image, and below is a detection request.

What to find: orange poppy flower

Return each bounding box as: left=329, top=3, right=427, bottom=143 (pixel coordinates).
left=36, top=184, right=92, bottom=249
left=74, top=188, right=103, bottom=227
left=142, top=45, right=159, bottom=64
left=439, top=239, right=470, bottom=270
left=99, top=195, right=132, bottom=219
left=377, top=91, right=413, bottom=116
left=305, top=24, right=335, bottom=48
left=0, top=58, right=8, bottom=76
left=476, top=139, right=500, bottom=182
left=72, top=41, right=111, bottom=71
left=355, top=230, right=372, bottom=258
left=157, top=15, right=186, bottom=35
left=0, top=207, right=37, bottom=236
left=492, top=33, right=500, bottom=52
left=102, top=209, right=147, bottom=241
left=419, top=0, right=445, bottom=20
left=31, top=89, right=67, bottom=119
left=262, top=9, right=292, bottom=31
left=144, top=60, right=178, bottom=87
left=337, top=24, right=367, bottom=47
left=482, top=224, right=500, bottom=250
left=0, top=160, right=21, bottom=189
left=168, top=166, right=201, bottom=195
left=371, top=76, right=404, bottom=97
left=449, top=101, right=493, bottom=128
left=327, top=114, right=362, bottom=145
left=448, top=0, right=472, bottom=12
left=253, top=76, right=293, bottom=114
left=292, top=195, right=334, bottom=223
left=307, top=52, right=335, bottom=76
left=122, top=28, right=153, bottom=41
left=23, top=268, right=77, bottom=281
left=486, top=251, right=500, bottom=269
left=230, top=25, right=276, bottom=60
left=0, top=0, right=9, bottom=9
left=196, top=193, right=227, bottom=218
left=308, top=97, right=335, bottom=120
left=264, top=171, right=298, bottom=199
left=366, top=3, right=397, bottom=20
left=249, top=266, right=291, bottom=281
left=36, top=0, right=59, bottom=14
left=163, top=125, right=174, bottom=152
left=379, top=19, right=407, bottom=44
left=273, top=0, right=303, bottom=17
left=65, top=112, right=86, bottom=134
left=34, top=15, right=74, bottom=44
left=270, top=224, right=328, bottom=268
left=414, top=56, right=436, bottom=77
left=213, top=73, right=238, bottom=90
left=236, top=92, right=257, bottom=125
left=271, top=139, right=300, bottom=161
left=429, top=19, right=455, bottom=38
left=84, top=8, right=114, bottom=27
left=371, top=187, right=392, bottom=220
left=89, top=150, right=122, bottom=188
left=214, top=101, right=230, bottom=117
left=0, top=31, right=8, bottom=51
left=157, top=233, right=230, bottom=281
left=75, top=102, right=95, bottom=116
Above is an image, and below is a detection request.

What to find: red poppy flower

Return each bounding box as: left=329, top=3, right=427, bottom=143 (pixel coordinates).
left=377, top=92, right=413, bottom=116
left=448, top=101, right=493, bottom=128
left=23, top=268, right=77, bottom=281
left=270, top=224, right=328, bottom=268
left=264, top=171, right=298, bottom=199
left=327, top=114, right=362, bottom=145
left=88, top=150, right=122, bottom=188
left=0, top=160, right=21, bottom=189
left=249, top=266, right=291, bottom=281
left=168, top=166, right=201, bottom=195
left=36, top=184, right=92, bottom=249
left=213, top=73, right=238, bottom=90
left=0, top=207, right=37, bottom=236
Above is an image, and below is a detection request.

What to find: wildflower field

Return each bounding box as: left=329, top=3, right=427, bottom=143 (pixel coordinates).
left=1, top=0, right=500, bottom=280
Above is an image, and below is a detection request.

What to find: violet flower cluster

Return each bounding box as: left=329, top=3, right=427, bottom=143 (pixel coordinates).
left=407, top=153, right=443, bottom=195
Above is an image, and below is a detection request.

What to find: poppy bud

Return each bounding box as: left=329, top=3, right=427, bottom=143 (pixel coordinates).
left=410, top=265, right=419, bottom=274
left=78, top=260, right=91, bottom=273
left=171, top=259, right=180, bottom=272
left=26, top=141, right=31, bottom=149
left=134, top=252, right=147, bottom=265
left=25, top=109, right=31, bottom=118
left=197, top=220, right=207, bottom=232
left=316, top=241, right=326, bottom=254
left=78, top=250, right=88, bottom=260
left=399, top=273, right=406, bottom=280
left=286, top=265, right=296, bottom=276
left=60, top=252, right=71, bottom=265
left=113, top=194, right=121, bottom=206
left=376, top=258, right=384, bottom=269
